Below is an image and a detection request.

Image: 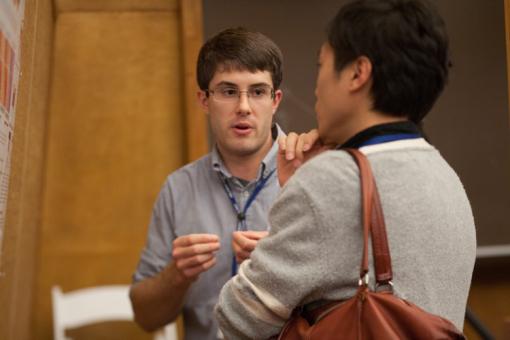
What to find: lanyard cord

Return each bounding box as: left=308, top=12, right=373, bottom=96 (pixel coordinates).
left=220, top=168, right=276, bottom=231
left=219, top=168, right=276, bottom=276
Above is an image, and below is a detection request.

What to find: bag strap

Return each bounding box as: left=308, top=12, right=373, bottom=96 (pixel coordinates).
left=345, top=148, right=393, bottom=285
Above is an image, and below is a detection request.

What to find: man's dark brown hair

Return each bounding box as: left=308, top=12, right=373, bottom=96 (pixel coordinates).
left=197, top=27, right=283, bottom=90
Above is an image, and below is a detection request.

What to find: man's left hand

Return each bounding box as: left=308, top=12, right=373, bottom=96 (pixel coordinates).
left=232, top=230, right=269, bottom=264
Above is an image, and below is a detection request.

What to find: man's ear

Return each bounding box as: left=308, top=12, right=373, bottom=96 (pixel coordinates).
left=197, top=90, right=209, bottom=113
left=272, top=89, right=283, bottom=114
left=350, top=56, right=372, bottom=91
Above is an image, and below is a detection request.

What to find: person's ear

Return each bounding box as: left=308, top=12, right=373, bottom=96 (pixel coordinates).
left=271, top=89, right=283, bottom=114
left=350, top=56, right=372, bottom=91
left=197, top=90, right=209, bottom=113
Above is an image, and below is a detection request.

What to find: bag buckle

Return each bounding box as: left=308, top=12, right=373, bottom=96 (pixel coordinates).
left=375, top=280, right=394, bottom=293
left=358, top=273, right=369, bottom=287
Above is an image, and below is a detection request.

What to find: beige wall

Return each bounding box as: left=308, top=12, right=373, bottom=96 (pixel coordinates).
left=30, top=0, right=206, bottom=338
left=0, top=0, right=53, bottom=339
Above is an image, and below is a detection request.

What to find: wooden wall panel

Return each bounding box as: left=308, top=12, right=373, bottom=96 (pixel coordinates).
left=0, top=0, right=53, bottom=339
left=467, top=283, right=510, bottom=339
left=55, top=0, right=178, bottom=13
left=464, top=264, right=510, bottom=339
left=180, top=0, right=208, bottom=162
left=33, top=10, right=186, bottom=339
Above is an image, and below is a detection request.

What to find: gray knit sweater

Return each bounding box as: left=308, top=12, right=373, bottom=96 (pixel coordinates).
left=215, top=138, right=476, bottom=339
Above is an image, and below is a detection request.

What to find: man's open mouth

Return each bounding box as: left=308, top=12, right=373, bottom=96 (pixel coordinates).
left=232, top=122, right=253, bottom=134
left=234, top=123, right=251, bottom=130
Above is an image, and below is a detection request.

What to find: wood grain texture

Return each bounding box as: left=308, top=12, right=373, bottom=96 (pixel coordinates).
left=180, top=0, right=208, bottom=162
left=465, top=274, right=510, bottom=339
left=0, top=0, right=53, bottom=339
left=55, top=0, right=178, bottom=13
left=33, top=10, right=186, bottom=339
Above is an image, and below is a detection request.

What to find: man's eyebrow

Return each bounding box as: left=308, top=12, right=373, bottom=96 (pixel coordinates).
left=214, top=81, right=272, bottom=88
left=248, top=82, right=272, bottom=88
left=215, top=81, right=238, bottom=87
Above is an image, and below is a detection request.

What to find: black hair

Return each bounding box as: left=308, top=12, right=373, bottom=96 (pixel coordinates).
left=327, top=0, right=451, bottom=122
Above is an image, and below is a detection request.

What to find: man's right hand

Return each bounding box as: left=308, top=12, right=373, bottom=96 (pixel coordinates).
left=172, top=234, right=220, bottom=282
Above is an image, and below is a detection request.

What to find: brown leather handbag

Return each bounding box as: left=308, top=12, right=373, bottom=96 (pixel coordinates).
left=276, top=148, right=465, bottom=340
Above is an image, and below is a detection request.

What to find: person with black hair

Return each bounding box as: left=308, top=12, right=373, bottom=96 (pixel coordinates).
left=215, top=1, right=476, bottom=338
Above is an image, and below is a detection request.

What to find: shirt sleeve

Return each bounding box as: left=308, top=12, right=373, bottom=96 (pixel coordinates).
left=215, top=173, right=333, bottom=339
left=132, top=177, right=177, bottom=282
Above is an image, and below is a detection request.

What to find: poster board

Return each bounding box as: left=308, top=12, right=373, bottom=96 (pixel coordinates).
left=0, top=0, right=25, bottom=263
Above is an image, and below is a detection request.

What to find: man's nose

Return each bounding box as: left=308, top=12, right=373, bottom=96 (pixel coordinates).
left=236, top=91, right=251, bottom=115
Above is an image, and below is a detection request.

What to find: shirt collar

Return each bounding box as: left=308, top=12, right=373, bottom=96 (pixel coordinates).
left=339, top=121, right=423, bottom=149
left=211, top=124, right=283, bottom=180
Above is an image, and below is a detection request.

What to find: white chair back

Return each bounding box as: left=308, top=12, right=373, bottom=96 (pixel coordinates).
left=51, top=285, right=177, bottom=340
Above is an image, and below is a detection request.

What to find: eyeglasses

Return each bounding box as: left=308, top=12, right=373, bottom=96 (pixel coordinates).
left=206, top=85, right=275, bottom=104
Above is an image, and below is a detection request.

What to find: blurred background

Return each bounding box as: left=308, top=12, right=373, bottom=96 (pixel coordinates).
left=0, top=0, right=509, bottom=339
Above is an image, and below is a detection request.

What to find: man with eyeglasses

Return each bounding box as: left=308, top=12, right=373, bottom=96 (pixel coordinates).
left=129, top=27, right=320, bottom=340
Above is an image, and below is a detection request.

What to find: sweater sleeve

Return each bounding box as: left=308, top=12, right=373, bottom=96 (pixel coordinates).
left=214, top=167, right=339, bottom=339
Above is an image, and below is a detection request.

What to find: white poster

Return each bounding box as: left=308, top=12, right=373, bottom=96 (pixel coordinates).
left=0, top=0, right=25, bottom=264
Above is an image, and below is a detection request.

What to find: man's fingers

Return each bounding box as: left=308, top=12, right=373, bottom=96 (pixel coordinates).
left=285, top=132, right=299, bottom=160
left=278, top=136, right=287, bottom=153
left=172, top=241, right=220, bottom=259
left=295, top=133, right=309, bottom=161
left=181, top=257, right=217, bottom=279
left=297, top=129, right=321, bottom=160
left=286, top=130, right=321, bottom=161
left=238, top=230, right=269, bottom=240
left=176, top=253, right=215, bottom=270
left=232, top=232, right=258, bottom=252
left=236, top=251, right=251, bottom=263
left=232, top=233, right=256, bottom=251
left=173, top=234, right=219, bottom=247
left=303, top=129, right=320, bottom=152
left=233, top=231, right=269, bottom=264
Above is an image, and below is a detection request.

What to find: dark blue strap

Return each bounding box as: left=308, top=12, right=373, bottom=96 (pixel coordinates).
left=243, top=168, right=276, bottom=218
left=220, top=168, right=276, bottom=231
left=357, top=133, right=421, bottom=148
left=221, top=178, right=242, bottom=223
left=220, top=168, right=276, bottom=276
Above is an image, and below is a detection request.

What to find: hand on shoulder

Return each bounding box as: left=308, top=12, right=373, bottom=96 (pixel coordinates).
left=277, top=129, right=334, bottom=186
